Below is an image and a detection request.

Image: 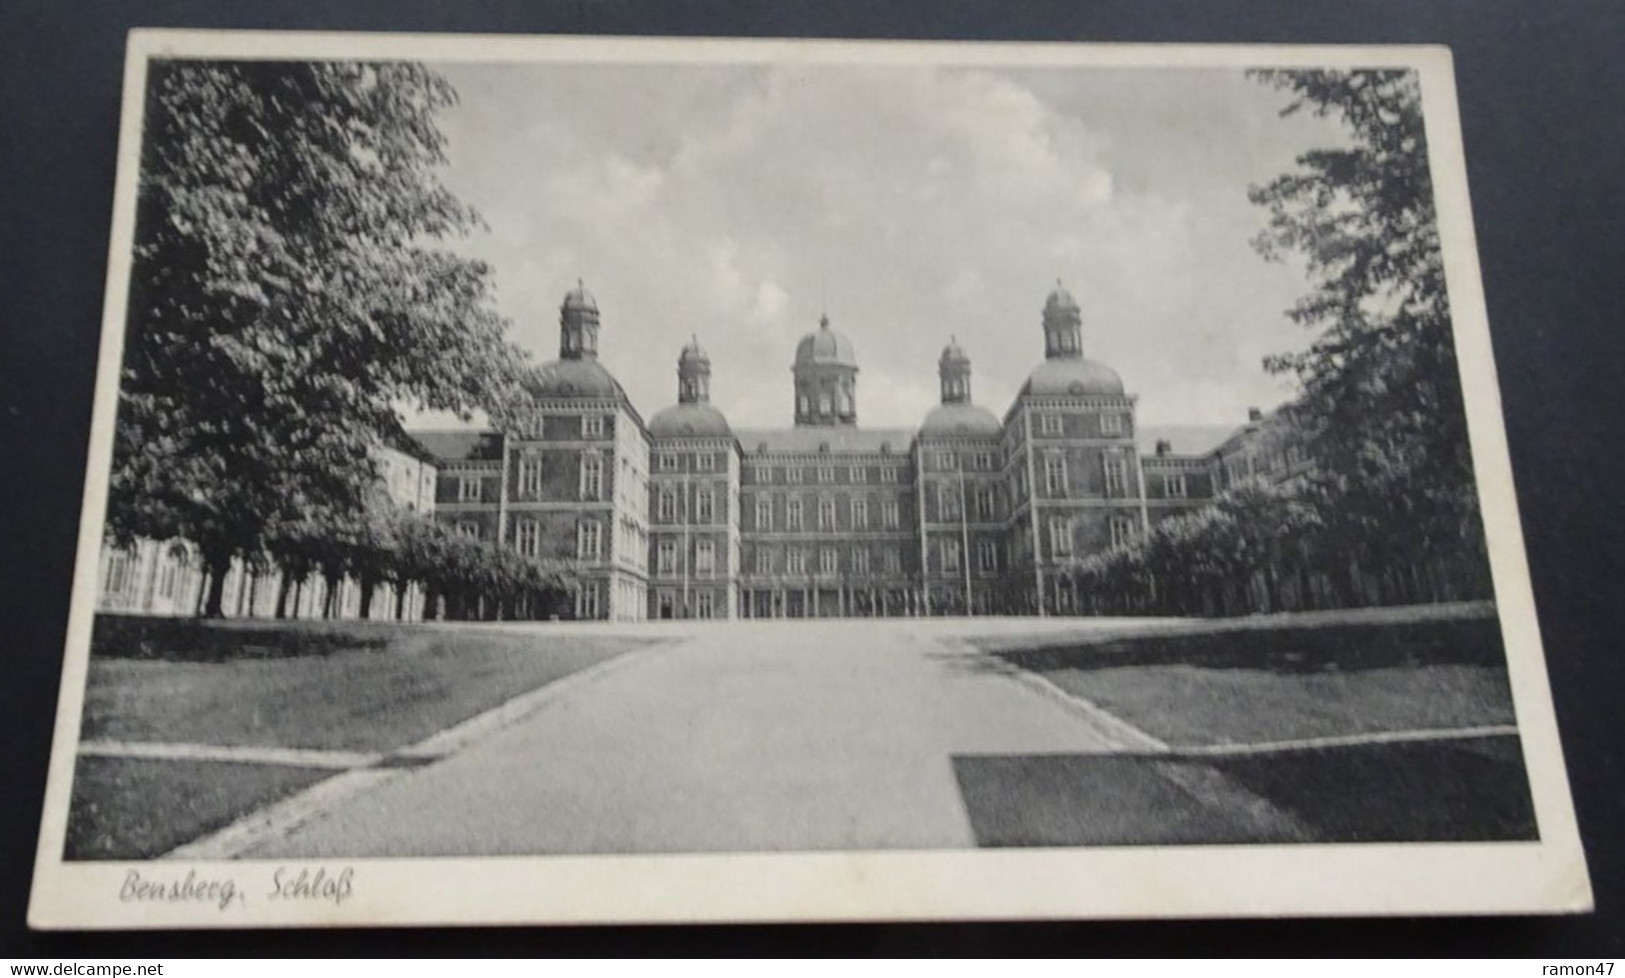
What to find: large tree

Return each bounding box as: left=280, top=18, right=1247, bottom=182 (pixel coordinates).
left=1248, top=69, right=1485, bottom=572
left=109, top=60, right=524, bottom=616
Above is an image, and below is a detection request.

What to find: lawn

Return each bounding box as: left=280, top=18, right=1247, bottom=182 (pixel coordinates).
left=66, top=756, right=333, bottom=860
left=985, top=610, right=1519, bottom=747
left=67, top=620, right=657, bottom=860
left=80, top=625, right=656, bottom=752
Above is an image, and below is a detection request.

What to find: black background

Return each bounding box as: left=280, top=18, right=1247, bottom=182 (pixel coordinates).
left=2, top=0, right=1621, bottom=957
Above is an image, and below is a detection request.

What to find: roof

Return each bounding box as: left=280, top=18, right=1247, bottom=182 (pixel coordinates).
left=919, top=402, right=1001, bottom=438
left=524, top=358, right=627, bottom=399
left=1019, top=357, right=1125, bottom=397
left=1136, top=424, right=1239, bottom=458
left=733, top=427, right=916, bottom=455
left=407, top=429, right=504, bottom=462
left=648, top=402, right=732, bottom=438
left=561, top=282, right=598, bottom=312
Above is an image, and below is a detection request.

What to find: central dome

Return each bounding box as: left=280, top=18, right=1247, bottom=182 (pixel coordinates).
left=794, top=314, right=858, bottom=368
left=1020, top=357, right=1125, bottom=397
left=524, top=358, right=625, bottom=399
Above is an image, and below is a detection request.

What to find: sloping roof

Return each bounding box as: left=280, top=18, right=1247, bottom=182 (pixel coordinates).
left=407, top=428, right=504, bottom=462
left=1136, top=424, right=1239, bottom=458
left=733, top=427, right=916, bottom=455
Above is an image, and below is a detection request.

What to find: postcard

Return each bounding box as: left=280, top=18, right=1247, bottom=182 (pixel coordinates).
left=28, top=29, right=1590, bottom=927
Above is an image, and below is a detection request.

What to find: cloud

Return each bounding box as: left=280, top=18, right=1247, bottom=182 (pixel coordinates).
left=428, top=61, right=1341, bottom=432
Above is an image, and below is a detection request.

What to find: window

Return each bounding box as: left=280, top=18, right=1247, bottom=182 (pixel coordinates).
left=977, top=539, right=998, bottom=573
left=659, top=452, right=679, bottom=471
left=458, top=475, right=481, bottom=502
left=580, top=453, right=603, bottom=500
left=849, top=466, right=867, bottom=483
left=754, top=464, right=773, bottom=483
left=852, top=548, right=870, bottom=574
left=818, top=496, right=836, bottom=530
left=695, top=591, right=715, bottom=619
left=1049, top=517, right=1073, bottom=557
left=516, top=519, right=539, bottom=558
left=882, top=500, right=900, bottom=529
left=695, top=488, right=715, bottom=523
left=939, top=486, right=961, bottom=520
left=880, top=466, right=899, bottom=484
left=578, top=582, right=600, bottom=619
left=942, top=539, right=962, bottom=574
left=457, top=521, right=479, bottom=539
left=756, top=548, right=774, bottom=575
left=517, top=457, right=542, bottom=498
left=786, top=466, right=804, bottom=483
left=1104, top=456, right=1127, bottom=496
left=581, top=414, right=605, bottom=438
left=657, top=539, right=677, bottom=575
left=935, top=451, right=955, bottom=469
left=695, top=453, right=715, bottom=472
left=817, top=465, right=834, bottom=483
left=1040, top=414, right=1063, bottom=435
left=1164, top=473, right=1187, bottom=498
left=658, top=488, right=677, bottom=522
left=104, top=549, right=132, bottom=594
left=787, top=549, right=806, bottom=574
left=696, top=540, right=716, bottom=577
left=1111, top=517, right=1137, bottom=548
left=975, top=487, right=995, bottom=521
left=158, top=550, right=184, bottom=599
left=975, top=450, right=996, bottom=470
left=786, top=498, right=804, bottom=530
left=1101, top=412, right=1124, bottom=435
left=850, top=497, right=869, bottom=530
left=755, top=497, right=773, bottom=531
left=1044, top=455, right=1067, bottom=494
left=820, top=548, right=839, bottom=575
left=577, top=521, right=603, bottom=560
left=883, top=550, right=901, bottom=575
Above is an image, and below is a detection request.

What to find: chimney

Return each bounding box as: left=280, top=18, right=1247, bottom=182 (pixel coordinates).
left=1247, top=407, right=1263, bottom=422
left=1155, top=439, right=1171, bottom=457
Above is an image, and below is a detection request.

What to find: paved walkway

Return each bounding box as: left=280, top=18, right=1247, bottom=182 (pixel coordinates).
left=233, top=621, right=1134, bottom=857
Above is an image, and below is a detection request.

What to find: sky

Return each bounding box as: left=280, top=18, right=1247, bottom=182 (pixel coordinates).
left=413, top=60, right=1350, bottom=431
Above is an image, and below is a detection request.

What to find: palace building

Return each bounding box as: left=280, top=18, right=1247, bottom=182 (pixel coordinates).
left=407, top=281, right=1279, bottom=621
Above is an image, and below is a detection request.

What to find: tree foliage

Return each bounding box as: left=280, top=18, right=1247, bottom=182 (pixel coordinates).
left=109, top=60, right=527, bottom=615
left=1247, top=69, right=1484, bottom=561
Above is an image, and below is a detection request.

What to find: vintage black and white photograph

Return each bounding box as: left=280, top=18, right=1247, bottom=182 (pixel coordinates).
left=29, top=32, right=1589, bottom=927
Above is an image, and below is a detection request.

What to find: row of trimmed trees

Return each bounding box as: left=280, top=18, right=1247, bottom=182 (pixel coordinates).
left=261, top=504, right=576, bottom=623
left=1060, top=474, right=1492, bottom=617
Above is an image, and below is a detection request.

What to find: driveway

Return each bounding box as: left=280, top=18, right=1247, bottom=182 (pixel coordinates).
left=237, top=620, right=1132, bottom=856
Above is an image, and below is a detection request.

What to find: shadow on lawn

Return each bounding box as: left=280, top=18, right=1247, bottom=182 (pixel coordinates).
left=953, top=734, right=1537, bottom=847
left=989, top=614, right=1508, bottom=676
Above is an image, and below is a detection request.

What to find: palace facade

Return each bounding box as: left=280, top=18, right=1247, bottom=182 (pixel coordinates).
left=410, top=282, right=1287, bottom=621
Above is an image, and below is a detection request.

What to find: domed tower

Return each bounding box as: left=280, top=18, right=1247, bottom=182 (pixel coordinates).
left=1043, top=279, right=1084, bottom=359
left=921, top=338, right=1001, bottom=437
left=525, top=281, right=626, bottom=399
left=792, top=313, right=859, bottom=427
left=939, top=336, right=971, bottom=404
left=559, top=279, right=601, bottom=359
left=678, top=335, right=711, bottom=404
left=649, top=336, right=732, bottom=438
left=1021, top=280, right=1125, bottom=397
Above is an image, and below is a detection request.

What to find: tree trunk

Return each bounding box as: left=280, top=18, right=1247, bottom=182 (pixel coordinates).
left=275, top=574, right=292, bottom=620
left=359, top=578, right=376, bottom=620
left=394, top=583, right=408, bottom=622
left=322, top=574, right=342, bottom=619
left=201, top=554, right=231, bottom=619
